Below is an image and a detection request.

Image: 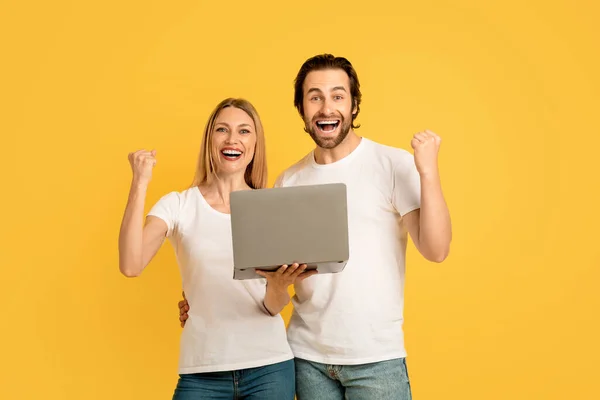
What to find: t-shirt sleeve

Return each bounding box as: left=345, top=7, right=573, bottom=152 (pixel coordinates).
left=392, top=152, right=421, bottom=216
left=147, top=191, right=181, bottom=237
left=273, top=171, right=286, bottom=188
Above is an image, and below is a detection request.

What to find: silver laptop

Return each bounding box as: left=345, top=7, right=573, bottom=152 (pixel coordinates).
left=230, top=183, right=349, bottom=280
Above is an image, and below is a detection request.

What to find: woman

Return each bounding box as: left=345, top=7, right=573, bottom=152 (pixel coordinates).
left=118, top=98, right=316, bottom=399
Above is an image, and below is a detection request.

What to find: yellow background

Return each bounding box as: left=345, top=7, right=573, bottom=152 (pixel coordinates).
left=1, top=0, right=599, bottom=399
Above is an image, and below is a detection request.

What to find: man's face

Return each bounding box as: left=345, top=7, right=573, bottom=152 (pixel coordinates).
left=302, top=69, right=357, bottom=149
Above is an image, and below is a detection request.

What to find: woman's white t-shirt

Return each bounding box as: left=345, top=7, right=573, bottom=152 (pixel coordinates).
left=147, top=187, right=294, bottom=374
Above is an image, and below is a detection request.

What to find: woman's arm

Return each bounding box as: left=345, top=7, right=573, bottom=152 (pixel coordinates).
left=118, top=149, right=167, bottom=277
left=257, top=263, right=318, bottom=315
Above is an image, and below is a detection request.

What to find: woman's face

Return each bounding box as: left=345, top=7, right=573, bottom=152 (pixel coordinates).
left=211, top=106, right=257, bottom=178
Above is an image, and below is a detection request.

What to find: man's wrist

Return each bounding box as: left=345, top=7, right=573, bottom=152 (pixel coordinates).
left=131, top=178, right=150, bottom=190
left=419, top=169, right=440, bottom=181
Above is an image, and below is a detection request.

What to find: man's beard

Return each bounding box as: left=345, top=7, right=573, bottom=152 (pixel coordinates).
left=304, top=112, right=352, bottom=149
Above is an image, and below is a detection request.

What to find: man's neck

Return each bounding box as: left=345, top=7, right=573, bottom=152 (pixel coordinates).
left=314, top=130, right=362, bottom=165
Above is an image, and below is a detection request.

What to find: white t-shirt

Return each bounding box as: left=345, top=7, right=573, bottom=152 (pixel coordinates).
left=147, top=187, right=294, bottom=374
left=275, top=137, right=421, bottom=365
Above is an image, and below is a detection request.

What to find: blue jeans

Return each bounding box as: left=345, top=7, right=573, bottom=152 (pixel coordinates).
left=172, top=359, right=295, bottom=400
left=295, top=357, right=412, bottom=400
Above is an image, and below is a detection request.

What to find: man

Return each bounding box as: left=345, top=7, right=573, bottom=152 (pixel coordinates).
left=179, top=54, right=452, bottom=399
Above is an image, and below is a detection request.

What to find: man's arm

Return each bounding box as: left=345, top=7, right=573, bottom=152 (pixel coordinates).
left=402, top=130, right=452, bottom=263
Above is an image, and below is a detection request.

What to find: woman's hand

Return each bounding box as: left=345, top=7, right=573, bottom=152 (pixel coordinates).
left=257, top=263, right=318, bottom=316
left=256, top=263, right=316, bottom=289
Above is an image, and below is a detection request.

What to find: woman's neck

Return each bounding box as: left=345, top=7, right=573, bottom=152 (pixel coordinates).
left=199, top=173, right=251, bottom=213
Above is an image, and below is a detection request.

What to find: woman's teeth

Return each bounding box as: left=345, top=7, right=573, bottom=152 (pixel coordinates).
left=222, top=149, right=242, bottom=159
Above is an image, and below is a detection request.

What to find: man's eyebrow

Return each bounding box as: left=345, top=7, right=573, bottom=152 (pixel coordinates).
left=306, top=88, right=323, bottom=95
left=306, top=86, right=348, bottom=95
left=331, top=86, right=347, bottom=92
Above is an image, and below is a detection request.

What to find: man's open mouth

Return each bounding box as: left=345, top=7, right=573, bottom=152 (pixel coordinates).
left=316, top=120, right=340, bottom=133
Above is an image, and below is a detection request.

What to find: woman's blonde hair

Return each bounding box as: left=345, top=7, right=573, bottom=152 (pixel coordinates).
left=191, top=98, right=267, bottom=189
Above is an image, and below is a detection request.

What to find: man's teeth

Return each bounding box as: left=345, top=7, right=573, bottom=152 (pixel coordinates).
left=222, top=150, right=242, bottom=156
left=317, top=120, right=339, bottom=132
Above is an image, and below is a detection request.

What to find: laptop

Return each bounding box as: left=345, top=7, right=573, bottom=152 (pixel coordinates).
left=229, top=183, right=349, bottom=280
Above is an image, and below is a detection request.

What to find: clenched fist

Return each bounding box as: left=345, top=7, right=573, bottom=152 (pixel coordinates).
left=411, top=130, right=441, bottom=176
left=128, top=149, right=157, bottom=185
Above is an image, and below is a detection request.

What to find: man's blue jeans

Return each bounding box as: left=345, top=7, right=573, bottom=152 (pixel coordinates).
left=295, top=357, right=412, bottom=400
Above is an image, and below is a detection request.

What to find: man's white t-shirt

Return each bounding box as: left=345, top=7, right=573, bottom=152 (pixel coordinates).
left=275, top=137, right=421, bottom=365
left=147, top=187, right=294, bottom=374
